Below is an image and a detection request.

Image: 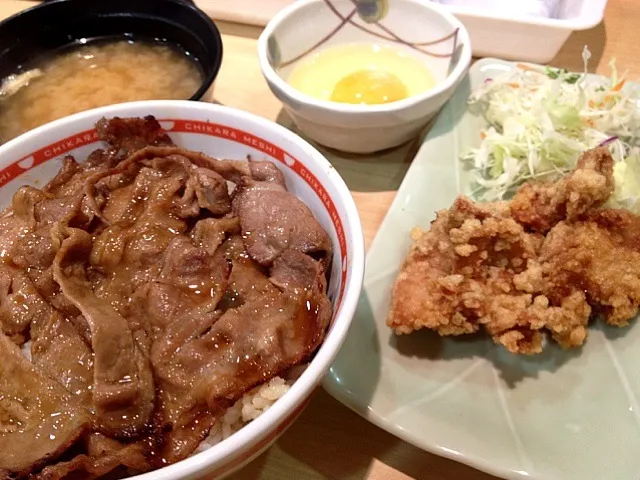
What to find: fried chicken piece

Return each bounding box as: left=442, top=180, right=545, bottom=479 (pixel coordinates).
left=387, top=196, right=592, bottom=354
left=387, top=147, right=637, bottom=354
left=540, top=209, right=640, bottom=327
left=386, top=146, right=640, bottom=353
left=510, top=147, right=614, bottom=233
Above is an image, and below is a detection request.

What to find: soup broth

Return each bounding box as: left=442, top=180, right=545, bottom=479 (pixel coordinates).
left=0, top=38, right=203, bottom=142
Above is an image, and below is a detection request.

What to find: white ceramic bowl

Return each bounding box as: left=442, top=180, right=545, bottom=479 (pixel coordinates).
left=258, top=0, right=472, bottom=154
left=0, top=100, right=365, bottom=480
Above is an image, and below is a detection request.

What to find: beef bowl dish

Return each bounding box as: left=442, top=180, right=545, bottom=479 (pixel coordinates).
left=0, top=101, right=364, bottom=480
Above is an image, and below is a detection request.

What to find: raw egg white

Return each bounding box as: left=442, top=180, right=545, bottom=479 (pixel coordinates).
left=287, top=43, right=436, bottom=106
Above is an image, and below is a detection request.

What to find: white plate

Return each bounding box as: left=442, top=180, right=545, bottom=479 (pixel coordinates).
left=322, top=58, right=640, bottom=480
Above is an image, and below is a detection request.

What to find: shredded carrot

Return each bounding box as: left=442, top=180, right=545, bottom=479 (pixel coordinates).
left=588, top=100, right=595, bottom=109
left=612, top=79, right=626, bottom=91
left=516, top=63, right=536, bottom=71
left=586, top=119, right=595, bottom=127
left=604, top=95, right=612, bottom=103
left=481, top=131, right=487, bottom=140
left=507, top=82, right=520, bottom=88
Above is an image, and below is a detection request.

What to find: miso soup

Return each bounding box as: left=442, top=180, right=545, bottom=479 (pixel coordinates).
left=0, top=38, right=204, bottom=143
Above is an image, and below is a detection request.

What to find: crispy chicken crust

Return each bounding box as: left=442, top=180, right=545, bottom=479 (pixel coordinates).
left=510, top=146, right=615, bottom=233
left=387, top=147, right=638, bottom=354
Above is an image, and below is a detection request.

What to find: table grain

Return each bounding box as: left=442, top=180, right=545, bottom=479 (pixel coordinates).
left=0, top=1, right=638, bottom=478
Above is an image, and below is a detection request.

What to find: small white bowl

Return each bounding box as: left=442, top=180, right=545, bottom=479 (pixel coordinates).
left=258, top=0, right=472, bottom=154
left=0, top=100, right=365, bottom=479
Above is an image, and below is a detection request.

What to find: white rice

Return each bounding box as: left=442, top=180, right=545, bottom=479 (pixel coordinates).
left=21, top=340, right=32, bottom=360
left=196, top=376, right=292, bottom=452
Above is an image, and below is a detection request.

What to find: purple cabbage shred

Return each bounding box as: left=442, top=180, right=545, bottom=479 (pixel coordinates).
left=599, top=136, right=618, bottom=147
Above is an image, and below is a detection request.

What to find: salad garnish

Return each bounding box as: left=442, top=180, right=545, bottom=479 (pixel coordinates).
left=464, top=46, right=640, bottom=211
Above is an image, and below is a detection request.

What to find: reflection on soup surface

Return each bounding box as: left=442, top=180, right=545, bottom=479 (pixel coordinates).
left=0, top=39, right=203, bottom=143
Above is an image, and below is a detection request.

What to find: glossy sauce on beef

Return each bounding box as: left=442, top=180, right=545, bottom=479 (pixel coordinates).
left=0, top=117, right=333, bottom=479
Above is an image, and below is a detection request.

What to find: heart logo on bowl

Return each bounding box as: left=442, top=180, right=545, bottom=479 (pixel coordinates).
left=159, top=121, right=175, bottom=131
left=18, top=156, right=35, bottom=170
left=284, top=154, right=296, bottom=168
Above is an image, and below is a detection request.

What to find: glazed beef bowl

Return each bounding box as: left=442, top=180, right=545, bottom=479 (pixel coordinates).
left=0, top=101, right=364, bottom=479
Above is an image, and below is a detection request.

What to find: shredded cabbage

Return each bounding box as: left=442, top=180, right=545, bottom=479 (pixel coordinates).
left=608, top=154, right=640, bottom=213
left=464, top=46, right=640, bottom=204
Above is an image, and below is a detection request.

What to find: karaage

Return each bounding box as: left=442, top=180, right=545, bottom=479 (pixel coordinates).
left=387, top=147, right=637, bottom=354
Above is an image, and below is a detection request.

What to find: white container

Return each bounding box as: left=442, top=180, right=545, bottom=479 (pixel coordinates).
left=444, top=0, right=608, bottom=63
left=199, top=0, right=608, bottom=63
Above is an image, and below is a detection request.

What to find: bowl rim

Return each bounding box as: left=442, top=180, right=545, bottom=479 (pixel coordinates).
left=0, top=100, right=366, bottom=480
left=0, top=0, right=224, bottom=102
left=257, top=0, right=472, bottom=114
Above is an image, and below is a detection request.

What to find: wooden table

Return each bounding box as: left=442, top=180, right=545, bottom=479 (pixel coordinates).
left=1, top=1, right=638, bottom=479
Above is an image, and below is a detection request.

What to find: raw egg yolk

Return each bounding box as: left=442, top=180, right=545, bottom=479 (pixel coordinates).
left=330, top=69, right=409, bottom=105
